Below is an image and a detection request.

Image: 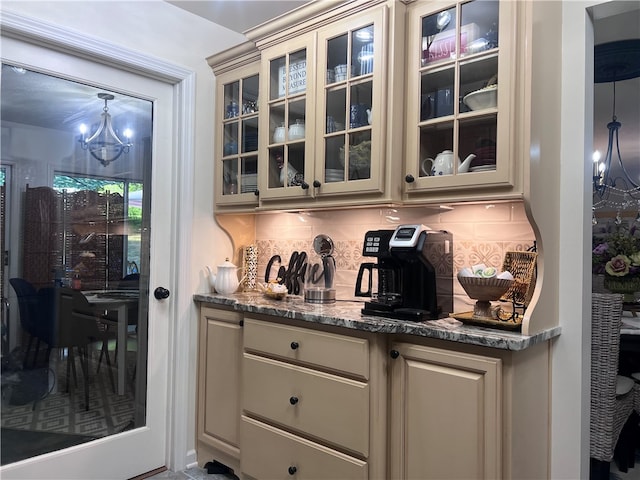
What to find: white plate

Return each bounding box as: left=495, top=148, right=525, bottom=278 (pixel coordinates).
left=470, top=165, right=496, bottom=172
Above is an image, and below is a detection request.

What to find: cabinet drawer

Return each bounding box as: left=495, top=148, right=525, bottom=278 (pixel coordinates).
left=244, top=318, right=369, bottom=379
left=243, top=353, right=369, bottom=456
left=241, top=416, right=368, bottom=480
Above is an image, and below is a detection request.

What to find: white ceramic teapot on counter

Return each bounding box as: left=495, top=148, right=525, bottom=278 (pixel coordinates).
left=214, top=258, right=245, bottom=294
left=206, top=266, right=217, bottom=292
left=421, top=150, right=476, bottom=176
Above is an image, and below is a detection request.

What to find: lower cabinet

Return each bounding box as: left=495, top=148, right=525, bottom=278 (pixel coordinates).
left=240, top=316, right=387, bottom=479
left=389, top=342, right=501, bottom=479
left=196, top=305, right=550, bottom=479
left=196, top=306, right=243, bottom=474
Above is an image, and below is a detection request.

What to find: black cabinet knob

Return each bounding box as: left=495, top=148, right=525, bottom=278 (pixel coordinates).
left=154, top=287, right=170, bottom=300
left=405, top=174, right=415, bottom=183
left=313, top=180, right=321, bottom=188
left=390, top=349, right=400, bottom=359
left=288, top=466, right=297, bottom=475
left=301, top=181, right=309, bottom=190
left=290, top=341, right=299, bottom=350
left=289, top=396, right=299, bottom=405
left=254, top=189, right=259, bottom=196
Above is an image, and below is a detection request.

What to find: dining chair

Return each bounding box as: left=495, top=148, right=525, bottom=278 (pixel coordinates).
left=590, top=292, right=635, bottom=479
left=97, top=273, right=140, bottom=378
left=53, top=287, right=116, bottom=410
left=9, top=278, right=49, bottom=368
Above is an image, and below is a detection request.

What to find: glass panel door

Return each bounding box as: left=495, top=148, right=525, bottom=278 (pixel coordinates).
left=324, top=25, right=374, bottom=184
left=221, top=75, right=259, bottom=197
left=1, top=63, right=153, bottom=466
left=417, top=0, right=500, bottom=177
left=267, top=48, right=309, bottom=193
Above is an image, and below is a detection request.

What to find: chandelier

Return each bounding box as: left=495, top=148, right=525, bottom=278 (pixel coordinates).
left=592, top=39, right=640, bottom=222
left=79, top=93, right=132, bottom=167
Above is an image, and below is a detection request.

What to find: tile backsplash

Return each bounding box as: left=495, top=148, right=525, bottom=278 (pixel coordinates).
left=250, top=201, right=535, bottom=311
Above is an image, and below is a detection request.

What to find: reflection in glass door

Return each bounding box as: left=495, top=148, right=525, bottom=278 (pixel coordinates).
left=1, top=64, right=152, bottom=465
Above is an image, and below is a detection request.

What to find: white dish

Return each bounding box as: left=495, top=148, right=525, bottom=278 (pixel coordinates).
left=463, top=84, right=497, bottom=111
left=470, top=165, right=496, bottom=172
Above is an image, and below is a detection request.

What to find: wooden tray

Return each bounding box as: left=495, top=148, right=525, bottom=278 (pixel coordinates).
left=450, top=311, right=522, bottom=331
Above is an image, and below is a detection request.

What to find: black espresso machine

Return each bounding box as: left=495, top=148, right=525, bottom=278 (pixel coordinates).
left=355, top=224, right=453, bottom=320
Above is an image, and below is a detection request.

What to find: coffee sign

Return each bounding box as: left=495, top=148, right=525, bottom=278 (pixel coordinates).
left=278, top=60, right=307, bottom=97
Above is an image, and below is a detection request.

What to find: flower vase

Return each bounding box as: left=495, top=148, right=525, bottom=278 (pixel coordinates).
left=603, top=276, right=640, bottom=303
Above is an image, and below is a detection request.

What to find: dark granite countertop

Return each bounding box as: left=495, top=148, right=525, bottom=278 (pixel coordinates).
left=194, top=292, right=561, bottom=351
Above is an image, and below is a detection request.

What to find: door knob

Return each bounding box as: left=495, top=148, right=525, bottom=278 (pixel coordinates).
left=154, top=287, right=170, bottom=300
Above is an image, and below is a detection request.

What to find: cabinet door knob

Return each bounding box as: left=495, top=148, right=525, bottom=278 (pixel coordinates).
left=300, top=181, right=310, bottom=190
left=313, top=180, right=321, bottom=188
left=290, top=341, right=299, bottom=350
left=390, top=349, right=400, bottom=359
left=289, top=396, right=299, bottom=405
left=405, top=174, right=415, bottom=183
left=288, top=466, right=297, bottom=475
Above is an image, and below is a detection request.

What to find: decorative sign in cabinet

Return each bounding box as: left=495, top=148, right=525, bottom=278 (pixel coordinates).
left=258, top=4, right=388, bottom=206
left=403, top=0, right=519, bottom=201
left=261, top=36, right=315, bottom=201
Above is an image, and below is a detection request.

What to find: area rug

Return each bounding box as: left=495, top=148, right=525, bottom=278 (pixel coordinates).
left=1, top=346, right=136, bottom=465
left=1, top=427, right=97, bottom=464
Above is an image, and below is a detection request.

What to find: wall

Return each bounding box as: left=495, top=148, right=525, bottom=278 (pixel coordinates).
left=251, top=201, right=534, bottom=314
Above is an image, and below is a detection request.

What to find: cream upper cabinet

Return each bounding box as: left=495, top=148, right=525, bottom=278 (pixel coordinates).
left=210, top=45, right=261, bottom=211
left=259, top=35, right=316, bottom=203
left=257, top=4, right=389, bottom=208
left=312, top=7, right=386, bottom=199
left=403, top=0, right=520, bottom=203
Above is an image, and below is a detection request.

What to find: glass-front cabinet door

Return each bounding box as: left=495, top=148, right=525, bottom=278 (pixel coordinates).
left=259, top=37, right=315, bottom=202
left=405, top=0, right=516, bottom=196
left=315, top=7, right=385, bottom=197
left=215, top=61, right=260, bottom=208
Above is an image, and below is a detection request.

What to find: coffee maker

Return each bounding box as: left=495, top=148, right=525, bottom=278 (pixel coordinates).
left=355, top=225, right=453, bottom=320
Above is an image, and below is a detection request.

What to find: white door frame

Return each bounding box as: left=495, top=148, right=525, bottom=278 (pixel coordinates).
left=0, top=10, right=194, bottom=473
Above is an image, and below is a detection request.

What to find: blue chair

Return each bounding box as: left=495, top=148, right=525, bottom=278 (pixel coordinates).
left=9, top=278, right=49, bottom=368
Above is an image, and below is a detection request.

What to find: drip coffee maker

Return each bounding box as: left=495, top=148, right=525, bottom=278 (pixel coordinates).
left=355, top=225, right=453, bottom=320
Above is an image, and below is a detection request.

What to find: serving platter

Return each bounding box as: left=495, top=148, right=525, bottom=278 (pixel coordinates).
left=450, top=311, right=522, bottom=331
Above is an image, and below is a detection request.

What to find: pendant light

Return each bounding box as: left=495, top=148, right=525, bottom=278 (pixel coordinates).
left=592, top=39, right=640, bottom=218
left=79, top=93, right=132, bottom=167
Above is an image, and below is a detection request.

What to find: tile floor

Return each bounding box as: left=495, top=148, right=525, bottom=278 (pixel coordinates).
left=144, top=466, right=236, bottom=480
left=147, top=463, right=640, bottom=480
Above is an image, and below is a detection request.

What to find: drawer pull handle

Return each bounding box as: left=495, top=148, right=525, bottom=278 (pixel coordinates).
left=290, top=341, right=299, bottom=350
left=289, top=396, right=299, bottom=405
left=390, top=349, right=400, bottom=359
left=288, top=466, right=297, bottom=475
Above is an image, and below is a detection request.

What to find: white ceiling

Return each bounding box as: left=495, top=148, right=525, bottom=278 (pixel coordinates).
left=165, top=0, right=309, bottom=34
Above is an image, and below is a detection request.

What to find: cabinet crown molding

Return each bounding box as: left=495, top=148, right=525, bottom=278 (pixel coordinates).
left=245, top=0, right=387, bottom=49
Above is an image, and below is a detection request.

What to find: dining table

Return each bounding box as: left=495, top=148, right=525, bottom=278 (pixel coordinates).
left=83, top=290, right=139, bottom=395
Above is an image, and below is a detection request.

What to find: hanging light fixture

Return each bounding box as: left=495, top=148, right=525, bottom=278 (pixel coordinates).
left=592, top=39, right=640, bottom=221
left=79, top=93, right=133, bottom=167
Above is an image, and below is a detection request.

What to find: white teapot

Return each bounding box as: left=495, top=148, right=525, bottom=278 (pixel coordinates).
left=421, top=150, right=476, bottom=176
left=214, top=258, right=244, bottom=295
left=206, top=266, right=217, bottom=292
